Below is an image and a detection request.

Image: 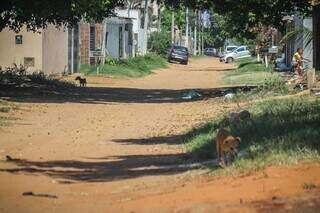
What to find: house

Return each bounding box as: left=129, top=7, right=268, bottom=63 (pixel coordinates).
left=0, top=25, right=79, bottom=74
left=116, top=0, right=161, bottom=56
left=283, top=15, right=313, bottom=68
left=283, top=1, right=320, bottom=70
left=79, top=17, right=133, bottom=64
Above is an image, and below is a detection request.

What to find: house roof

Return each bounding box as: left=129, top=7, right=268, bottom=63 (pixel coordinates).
left=105, top=17, right=133, bottom=25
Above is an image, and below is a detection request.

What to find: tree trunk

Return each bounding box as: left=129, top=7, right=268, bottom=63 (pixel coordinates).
left=198, top=10, right=201, bottom=55
left=201, top=24, right=204, bottom=55
left=171, top=11, right=175, bottom=44
left=143, top=0, right=149, bottom=55
left=185, top=7, right=189, bottom=49
left=157, top=3, right=161, bottom=31
left=193, top=10, right=197, bottom=55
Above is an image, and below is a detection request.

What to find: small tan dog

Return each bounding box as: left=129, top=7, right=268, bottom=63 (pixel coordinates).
left=216, top=128, right=241, bottom=166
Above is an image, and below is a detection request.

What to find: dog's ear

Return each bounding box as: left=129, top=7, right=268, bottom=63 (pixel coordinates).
left=235, top=137, right=241, bottom=142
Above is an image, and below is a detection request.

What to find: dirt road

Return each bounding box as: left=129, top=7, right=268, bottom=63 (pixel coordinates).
left=0, top=57, right=319, bottom=213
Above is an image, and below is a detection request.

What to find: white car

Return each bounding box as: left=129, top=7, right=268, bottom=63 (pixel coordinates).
left=224, top=46, right=251, bottom=63
left=219, top=45, right=238, bottom=61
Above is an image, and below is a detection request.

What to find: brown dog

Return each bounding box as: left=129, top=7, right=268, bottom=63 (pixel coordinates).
left=216, top=128, right=241, bottom=166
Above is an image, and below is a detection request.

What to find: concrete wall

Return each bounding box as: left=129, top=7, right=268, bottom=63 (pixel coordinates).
left=313, top=4, right=320, bottom=70
left=303, top=18, right=313, bottom=68
left=42, top=25, right=68, bottom=74
left=106, top=18, right=133, bottom=59
left=117, top=9, right=142, bottom=55
left=0, top=27, right=42, bottom=70
left=106, top=23, right=120, bottom=58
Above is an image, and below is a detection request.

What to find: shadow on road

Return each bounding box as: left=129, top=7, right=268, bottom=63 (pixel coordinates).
left=113, top=134, right=186, bottom=146
left=1, top=86, right=254, bottom=105
left=1, top=153, right=196, bottom=183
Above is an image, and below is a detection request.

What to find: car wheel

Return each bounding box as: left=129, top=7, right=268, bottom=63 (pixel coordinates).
left=226, top=57, right=234, bottom=63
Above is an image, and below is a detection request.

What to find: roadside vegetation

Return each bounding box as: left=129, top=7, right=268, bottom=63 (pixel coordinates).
left=80, top=54, right=167, bottom=78
left=0, top=67, right=75, bottom=90
left=0, top=99, right=18, bottom=127
left=223, top=58, right=275, bottom=85
left=185, top=98, right=320, bottom=176
left=223, top=58, right=292, bottom=101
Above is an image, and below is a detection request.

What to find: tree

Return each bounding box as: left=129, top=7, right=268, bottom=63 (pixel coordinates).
left=148, top=31, right=171, bottom=56
left=0, top=0, right=124, bottom=32
left=160, top=0, right=311, bottom=39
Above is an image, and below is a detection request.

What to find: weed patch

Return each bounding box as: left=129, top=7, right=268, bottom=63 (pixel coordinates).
left=185, top=98, right=320, bottom=176
left=81, top=54, right=167, bottom=78
left=303, top=182, right=317, bottom=190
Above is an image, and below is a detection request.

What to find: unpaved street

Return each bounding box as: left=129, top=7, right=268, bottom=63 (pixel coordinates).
left=0, top=58, right=320, bottom=213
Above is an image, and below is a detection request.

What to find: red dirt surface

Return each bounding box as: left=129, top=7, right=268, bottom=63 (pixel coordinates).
left=0, top=57, right=319, bottom=213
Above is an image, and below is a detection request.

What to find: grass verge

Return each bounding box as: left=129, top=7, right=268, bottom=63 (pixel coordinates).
left=80, top=54, right=167, bottom=78
left=223, top=58, right=275, bottom=85
left=0, top=99, right=18, bottom=127
left=185, top=97, right=320, bottom=176
left=223, top=58, right=292, bottom=102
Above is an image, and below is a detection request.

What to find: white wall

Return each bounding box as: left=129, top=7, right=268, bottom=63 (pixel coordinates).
left=42, top=25, right=69, bottom=74
left=106, top=23, right=120, bottom=58
left=0, top=27, right=43, bottom=70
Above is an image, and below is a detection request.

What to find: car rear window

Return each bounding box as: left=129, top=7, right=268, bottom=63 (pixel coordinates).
left=174, top=46, right=188, bottom=52
left=226, top=47, right=237, bottom=51
left=237, top=47, right=245, bottom=52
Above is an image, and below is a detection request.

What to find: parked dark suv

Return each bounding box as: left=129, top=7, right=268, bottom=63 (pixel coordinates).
left=167, top=45, right=189, bottom=65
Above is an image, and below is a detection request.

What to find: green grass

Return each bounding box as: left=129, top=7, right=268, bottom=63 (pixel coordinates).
left=80, top=54, right=167, bottom=78
left=0, top=106, right=10, bottom=113
left=185, top=98, right=320, bottom=176
left=303, top=182, right=317, bottom=190
left=0, top=99, right=18, bottom=126
left=222, top=58, right=291, bottom=102
left=223, top=58, right=275, bottom=85
left=0, top=99, right=18, bottom=113
left=0, top=116, right=18, bottom=127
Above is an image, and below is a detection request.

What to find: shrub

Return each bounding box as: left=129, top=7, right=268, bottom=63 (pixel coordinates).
left=148, top=31, right=171, bottom=56
left=0, top=67, right=75, bottom=89
left=81, top=54, right=167, bottom=78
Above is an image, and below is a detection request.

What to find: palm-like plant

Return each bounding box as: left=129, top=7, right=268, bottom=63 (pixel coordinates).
left=280, top=27, right=313, bottom=48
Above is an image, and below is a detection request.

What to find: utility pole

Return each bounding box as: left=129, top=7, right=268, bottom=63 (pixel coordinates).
left=185, top=7, right=189, bottom=48
left=157, top=3, right=161, bottom=32
left=193, top=9, right=197, bottom=55
left=201, top=22, right=204, bottom=55
left=198, top=10, right=201, bottom=55
left=101, top=19, right=107, bottom=63
left=171, top=10, right=175, bottom=44
left=143, top=0, right=149, bottom=55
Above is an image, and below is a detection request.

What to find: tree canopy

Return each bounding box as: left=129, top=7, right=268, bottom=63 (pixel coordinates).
left=1, top=0, right=312, bottom=38
left=0, top=0, right=124, bottom=32
left=162, top=0, right=311, bottom=38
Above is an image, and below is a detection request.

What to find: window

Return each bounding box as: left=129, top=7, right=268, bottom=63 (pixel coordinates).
left=89, top=25, right=96, bottom=51
left=15, top=35, right=23, bottom=44
left=24, top=57, right=35, bottom=67
left=237, top=47, right=245, bottom=52
left=119, top=26, right=123, bottom=58
left=89, top=25, right=96, bottom=65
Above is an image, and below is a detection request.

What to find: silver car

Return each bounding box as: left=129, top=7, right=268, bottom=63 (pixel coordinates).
left=219, top=45, right=238, bottom=62
left=223, top=46, right=251, bottom=63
